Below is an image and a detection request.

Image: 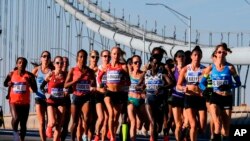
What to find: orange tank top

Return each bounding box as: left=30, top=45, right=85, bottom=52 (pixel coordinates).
left=9, top=70, right=31, bottom=104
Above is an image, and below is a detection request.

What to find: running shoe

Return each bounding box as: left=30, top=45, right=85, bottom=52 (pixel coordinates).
left=82, top=134, right=88, bottom=141
left=94, top=135, right=100, bottom=141
left=46, top=126, right=53, bottom=138
left=110, top=137, right=116, bottom=141
left=107, top=130, right=111, bottom=139
left=141, top=128, right=148, bottom=136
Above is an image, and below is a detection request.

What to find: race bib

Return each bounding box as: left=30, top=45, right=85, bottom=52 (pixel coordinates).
left=146, top=80, right=162, bottom=93
left=212, top=80, right=229, bottom=87
left=129, top=84, right=137, bottom=92
left=107, top=70, right=121, bottom=83
left=76, top=81, right=90, bottom=92
left=51, top=88, right=64, bottom=98
left=13, top=82, right=26, bottom=94
left=187, top=76, right=199, bottom=83
left=146, top=84, right=159, bottom=91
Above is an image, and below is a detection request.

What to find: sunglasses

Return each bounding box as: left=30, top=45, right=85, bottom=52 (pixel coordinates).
left=42, top=55, right=50, bottom=58
left=217, top=51, right=227, bottom=55
left=91, top=56, right=99, bottom=59
left=102, top=55, right=110, bottom=58
left=55, top=62, right=63, bottom=65
left=133, top=61, right=141, bottom=65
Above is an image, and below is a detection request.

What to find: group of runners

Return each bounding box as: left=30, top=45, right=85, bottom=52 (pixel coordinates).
left=3, top=43, right=241, bottom=141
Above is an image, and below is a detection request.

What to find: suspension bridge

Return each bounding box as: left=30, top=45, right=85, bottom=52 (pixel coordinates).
left=0, top=0, right=250, bottom=140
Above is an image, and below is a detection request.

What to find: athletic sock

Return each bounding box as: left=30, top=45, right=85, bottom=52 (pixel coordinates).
left=122, top=124, right=128, bottom=141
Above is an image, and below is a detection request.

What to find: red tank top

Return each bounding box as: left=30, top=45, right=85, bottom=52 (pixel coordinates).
left=47, top=71, right=66, bottom=104
left=9, top=70, right=31, bottom=104
left=106, top=64, right=123, bottom=85
left=72, top=66, right=92, bottom=96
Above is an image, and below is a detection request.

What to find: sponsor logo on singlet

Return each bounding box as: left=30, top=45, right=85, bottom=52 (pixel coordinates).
left=37, top=76, right=44, bottom=84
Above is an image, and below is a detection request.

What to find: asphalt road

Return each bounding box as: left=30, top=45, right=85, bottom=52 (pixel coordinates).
left=0, top=129, right=209, bottom=141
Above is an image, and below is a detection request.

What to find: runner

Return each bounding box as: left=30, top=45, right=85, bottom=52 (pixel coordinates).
left=127, top=55, right=144, bottom=141
left=119, top=52, right=131, bottom=141
left=40, top=56, right=67, bottom=141
left=32, top=51, right=53, bottom=141
left=177, top=46, right=207, bottom=141
left=163, top=58, right=176, bottom=141
left=199, top=43, right=241, bottom=141
left=170, top=50, right=186, bottom=141
left=61, top=57, right=71, bottom=141
left=137, top=54, right=174, bottom=141
left=88, top=50, right=99, bottom=141
left=64, top=49, right=96, bottom=141
left=100, top=46, right=129, bottom=141
left=94, top=50, right=110, bottom=141
left=4, top=57, right=37, bottom=141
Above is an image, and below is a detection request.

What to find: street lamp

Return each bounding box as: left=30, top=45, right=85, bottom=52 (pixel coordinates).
left=146, top=3, right=192, bottom=51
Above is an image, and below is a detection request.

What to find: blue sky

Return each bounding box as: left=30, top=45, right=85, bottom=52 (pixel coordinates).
left=105, top=0, right=250, bottom=32
left=100, top=0, right=250, bottom=46
left=100, top=0, right=250, bottom=105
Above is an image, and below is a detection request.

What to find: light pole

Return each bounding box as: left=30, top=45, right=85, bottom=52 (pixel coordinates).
left=146, top=3, right=192, bottom=51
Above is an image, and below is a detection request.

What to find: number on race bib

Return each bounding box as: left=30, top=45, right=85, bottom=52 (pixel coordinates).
left=13, top=83, right=27, bottom=94
left=212, top=80, right=229, bottom=87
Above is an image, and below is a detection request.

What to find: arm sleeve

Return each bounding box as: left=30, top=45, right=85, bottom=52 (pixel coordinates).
left=30, top=75, right=38, bottom=93
left=232, top=75, right=241, bottom=88
left=40, top=80, right=48, bottom=94
left=199, top=75, right=208, bottom=91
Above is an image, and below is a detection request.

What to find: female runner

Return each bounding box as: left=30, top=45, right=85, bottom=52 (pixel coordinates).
left=64, top=49, right=96, bottom=141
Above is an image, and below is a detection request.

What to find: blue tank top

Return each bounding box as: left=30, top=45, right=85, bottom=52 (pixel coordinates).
left=129, top=76, right=141, bottom=94
left=211, top=63, right=233, bottom=92
left=145, top=69, right=164, bottom=95
left=172, top=66, right=185, bottom=98
left=185, top=64, right=205, bottom=85
left=35, top=67, right=51, bottom=99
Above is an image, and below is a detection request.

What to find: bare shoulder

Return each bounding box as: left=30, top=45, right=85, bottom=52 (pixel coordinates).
left=180, top=65, right=187, bottom=73
left=32, top=66, right=39, bottom=75
left=204, top=65, right=213, bottom=73
left=227, top=62, right=237, bottom=74
left=227, top=62, right=234, bottom=69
